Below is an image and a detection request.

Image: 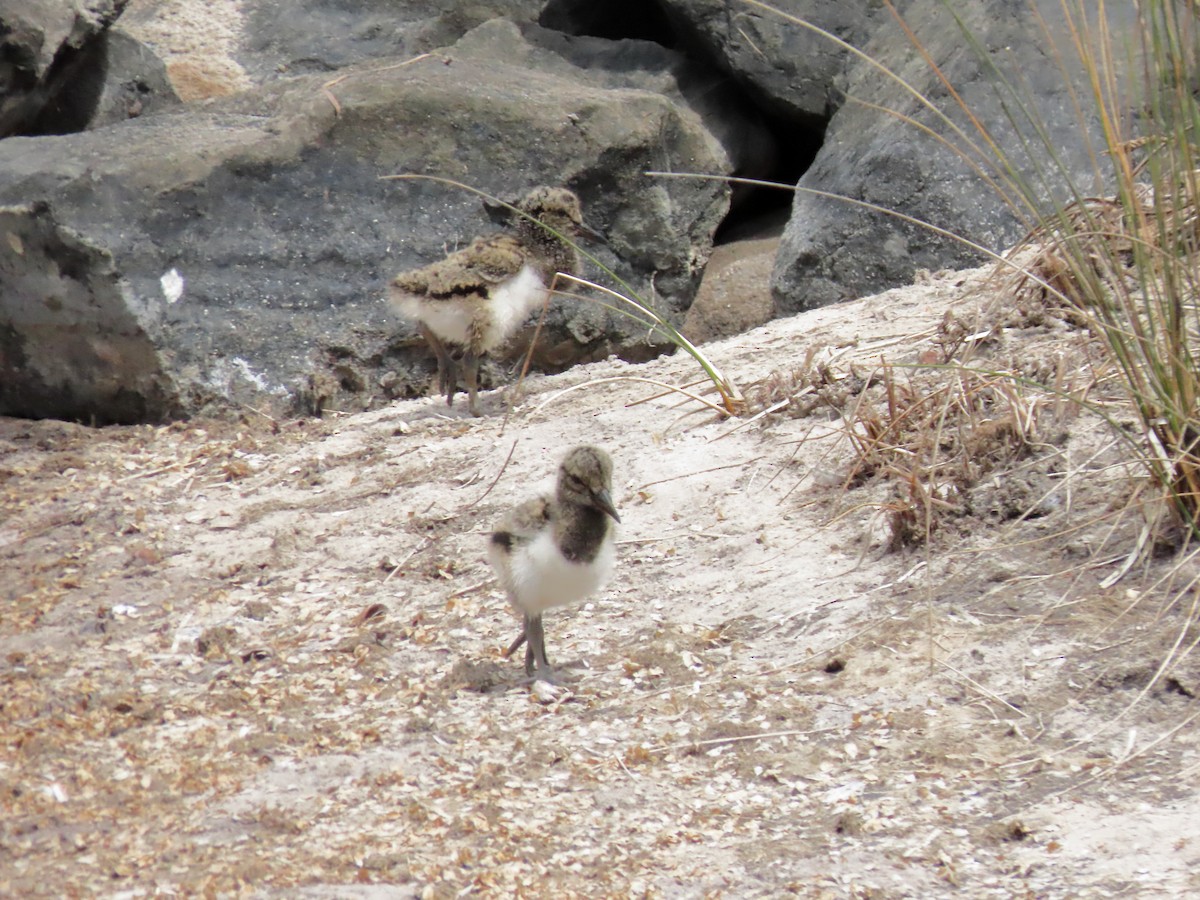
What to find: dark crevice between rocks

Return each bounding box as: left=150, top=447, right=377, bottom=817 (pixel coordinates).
left=540, top=0, right=678, bottom=46
left=540, top=0, right=828, bottom=245
left=1, top=32, right=110, bottom=137
left=713, top=111, right=822, bottom=244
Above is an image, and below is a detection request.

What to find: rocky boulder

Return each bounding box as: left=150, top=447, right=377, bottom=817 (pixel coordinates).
left=89, top=27, right=179, bottom=128
left=656, top=0, right=875, bottom=124
left=763, top=0, right=1144, bottom=313
left=681, top=236, right=777, bottom=345
left=0, top=21, right=738, bottom=422
left=119, top=0, right=552, bottom=101
left=0, top=0, right=1156, bottom=424
left=587, top=1, right=1146, bottom=315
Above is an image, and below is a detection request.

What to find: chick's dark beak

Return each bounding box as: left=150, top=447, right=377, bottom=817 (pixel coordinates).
left=576, top=220, right=606, bottom=243
left=593, top=488, right=620, bottom=523
left=483, top=198, right=515, bottom=226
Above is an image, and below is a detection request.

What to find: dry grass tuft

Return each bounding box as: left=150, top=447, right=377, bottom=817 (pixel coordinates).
left=742, top=278, right=1090, bottom=553
left=1003, top=168, right=1200, bottom=536
left=842, top=364, right=1065, bottom=549
left=744, top=344, right=872, bottom=420
left=1008, top=171, right=1200, bottom=320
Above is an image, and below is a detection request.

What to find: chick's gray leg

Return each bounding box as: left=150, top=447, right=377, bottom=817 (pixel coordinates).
left=504, top=628, right=527, bottom=659
left=463, top=349, right=482, bottom=417
left=526, top=613, right=556, bottom=681
left=419, top=323, right=458, bottom=405
left=524, top=613, right=537, bottom=675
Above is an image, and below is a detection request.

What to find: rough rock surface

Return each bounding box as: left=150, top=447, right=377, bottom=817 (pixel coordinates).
left=0, top=202, right=180, bottom=423
left=119, top=0, right=549, bottom=101
left=770, top=0, right=1143, bottom=313
left=658, top=0, right=876, bottom=123
left=622, top=1, right=1146, bottom=316
left=89, top=27, right=180, bottom=128
left=0, top=24, right=734, bottom=423
left=681, top=236, right=777, bottom=345
left=0, top=0, right=1159, bottom=423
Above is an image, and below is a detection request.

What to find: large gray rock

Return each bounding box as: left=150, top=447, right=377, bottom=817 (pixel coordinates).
left=0, top=201, right=180, bottom=422
left=89, top=28, right=179, bottom=128
left=0, top=23, right=733, bottom=423
left=682, top=236, right=777, bottom=345
left=450, top=19, right=770, bottom=276
left=639, top=1, right=1144, bottom=314
left=658, top=0, right=879, bottom=122
left=120, top=0, right=550, bottom=100
left=237, top=1, right=548, bottom=80
left=770, top=0, right=1143, bottom=313
left=5, top=0, right=1148, bottom=424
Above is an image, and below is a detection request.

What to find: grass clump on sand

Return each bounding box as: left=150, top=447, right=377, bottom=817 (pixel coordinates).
left=742, top=0, right=1200, bottom=550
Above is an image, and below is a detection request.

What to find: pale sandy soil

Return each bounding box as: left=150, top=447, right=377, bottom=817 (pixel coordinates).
left=3, top=263, right=1199, bottom=898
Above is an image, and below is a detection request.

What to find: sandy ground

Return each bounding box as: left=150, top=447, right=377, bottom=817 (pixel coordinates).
left=3, top=263, right=1200, bottom=898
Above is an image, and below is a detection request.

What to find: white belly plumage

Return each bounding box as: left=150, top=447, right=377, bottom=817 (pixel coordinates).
left=481, top=266, right=548, bottom=351
left=491, top=529, right=616, bottom=616
left=398, top=294, right=472, bottom=345
left=394, top=265, right=548, bottom=352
